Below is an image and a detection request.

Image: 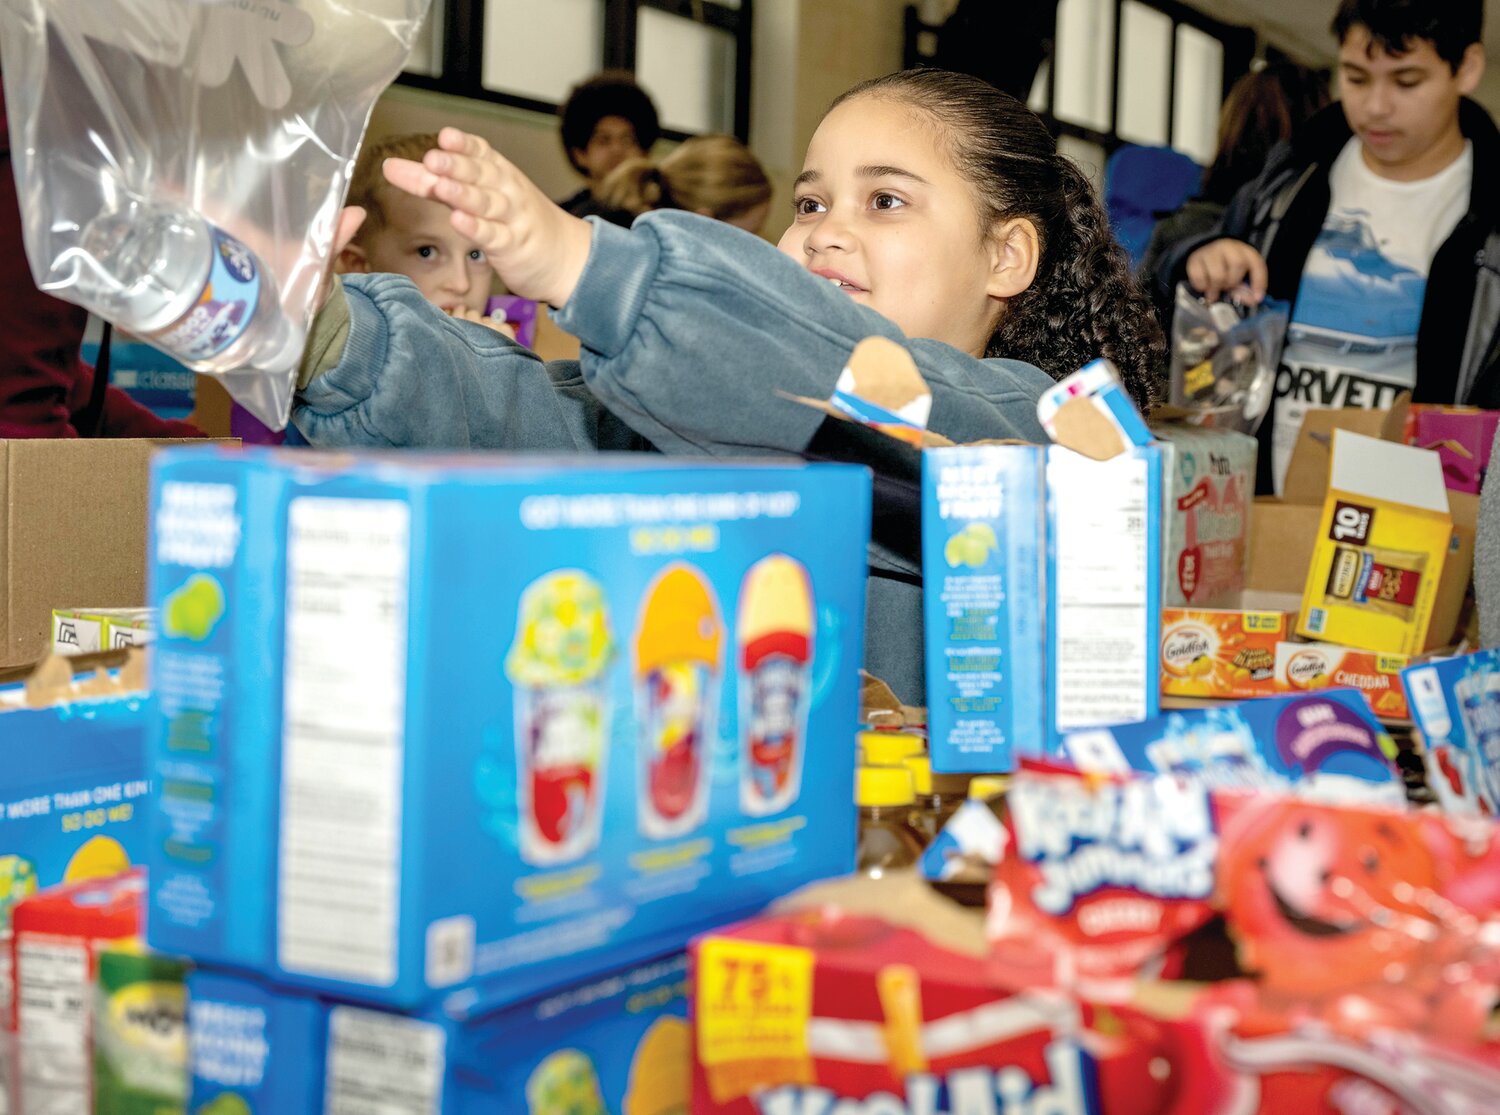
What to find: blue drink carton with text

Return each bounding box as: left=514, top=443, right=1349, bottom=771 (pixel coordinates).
left=147, top=447, right=870, bottom=1013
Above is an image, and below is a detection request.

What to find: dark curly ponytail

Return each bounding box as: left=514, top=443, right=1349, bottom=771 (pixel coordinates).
left=830, top=70, right=1166, bottom=413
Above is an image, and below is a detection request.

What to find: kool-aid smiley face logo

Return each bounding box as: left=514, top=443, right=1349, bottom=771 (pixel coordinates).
left=1162, top=625, right=1215, bottom=676
left=1285, top=651, right=1331, bottom=688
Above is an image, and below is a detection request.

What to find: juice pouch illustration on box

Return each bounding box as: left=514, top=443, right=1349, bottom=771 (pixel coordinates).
left=526, top=1049, right=607, bottom=1114
left=505, top=570, right=614, bottom=865
left=633, top=564, right=724, bottom=840
left=737, top=555, right=815, bottom=816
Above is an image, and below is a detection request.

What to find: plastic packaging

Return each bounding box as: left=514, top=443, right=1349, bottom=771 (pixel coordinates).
left=855, top=766, right=923, bottom=877
left=1169, top=284, right=1291, bottom=434
left=0, top=0, right=431, bottom=427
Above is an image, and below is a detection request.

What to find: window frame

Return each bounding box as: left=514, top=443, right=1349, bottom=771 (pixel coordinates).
left=396, top=0, right=754, bottom=142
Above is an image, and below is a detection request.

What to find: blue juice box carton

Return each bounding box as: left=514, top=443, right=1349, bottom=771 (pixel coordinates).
left=922, top=444, right=1162, bottom=773
left=1404, top=647, right=1500, bottom=815
left=0, top=689, right=149, bottom=935
left=1059, top=690, right=1404, bottom=804
left=147, top=448, right=870, bottom=1012
left=188, top=952, right=690, bottom=1113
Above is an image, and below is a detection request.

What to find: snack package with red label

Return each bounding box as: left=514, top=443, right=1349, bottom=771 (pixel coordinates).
left=988, top=766, right=1222, bottom=993
left=1153, top=426, right=1257, bottom=607
left=690, top=883, right=1236, bottom=1115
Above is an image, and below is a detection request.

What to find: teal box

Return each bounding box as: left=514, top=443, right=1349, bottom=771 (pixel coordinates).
left=0, top=694, right=149, bottom=930
left=922, top=445, right=1162, bottom=772
left=147, top=448, right=870, bottom=1013
left=189, top=952, right=689, bottom=1113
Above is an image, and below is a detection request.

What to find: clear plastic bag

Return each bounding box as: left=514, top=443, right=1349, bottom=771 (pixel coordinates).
left=0, top=0, right=430, bottom=427
left=1168, top=282, right=1291, bottom=435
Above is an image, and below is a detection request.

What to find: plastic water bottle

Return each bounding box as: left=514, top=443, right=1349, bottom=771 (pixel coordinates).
left=77, top=196, right=299, bottom=372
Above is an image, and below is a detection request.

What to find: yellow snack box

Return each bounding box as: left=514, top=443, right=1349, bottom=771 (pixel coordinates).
left=1298, top=431, right=1453, bottom=655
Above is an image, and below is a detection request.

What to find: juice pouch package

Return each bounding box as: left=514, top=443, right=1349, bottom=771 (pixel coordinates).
left=0, top=0, right=431, bottom=427
left=1060, top=691, right=1404, bottom=804
left=1168, top=285, right=1290, bottom=434
left=1404, top=648, right=1500, bottom=815
left=988, top=767, right=1221, bottom=992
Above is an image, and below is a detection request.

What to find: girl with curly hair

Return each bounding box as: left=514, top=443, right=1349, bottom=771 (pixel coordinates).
left=293, top=69, right=1165, bottom=699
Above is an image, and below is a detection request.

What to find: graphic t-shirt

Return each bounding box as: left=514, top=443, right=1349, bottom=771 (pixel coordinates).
left=1270, top=138, right=1472, bottom=493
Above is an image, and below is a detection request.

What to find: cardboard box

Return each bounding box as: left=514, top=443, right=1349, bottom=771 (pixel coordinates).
left=923, top=443, right=1162, bottom=772
left=1298, top=431, right=1453, bottom=654
left=51, top=607, right=154, bottom=656
left=12, top=871, right=144, bottom=1108
left=0, top=439, right=218, bottom=667
left=188, top=952, right=689, bottom=1113
left=1403, top=404, right=1499, bottom=494
left=1273, top=641, right=1412, bottom=721
left=1153, top=425, right=1257, bottom=607
left=1160, top=595, right=1297, bottom=700
left=146, top=448, right=871, bottom=1013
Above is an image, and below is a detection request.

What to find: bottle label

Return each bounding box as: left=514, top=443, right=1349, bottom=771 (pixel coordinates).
left=151, top=227, right=261, bottom=362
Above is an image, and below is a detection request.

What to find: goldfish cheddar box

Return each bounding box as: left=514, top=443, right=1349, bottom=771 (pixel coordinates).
left=1159, top=603, right=1294, bottom=700
left=147, top=448, right=870, bottom=1013
left=1152, top=425, right=1256, bottom=608
left=1273, top=641, right=1412, bottom=721
left=922, top=444, right=1161, bottom=772
left=188, top=952, right=690, bottom=1114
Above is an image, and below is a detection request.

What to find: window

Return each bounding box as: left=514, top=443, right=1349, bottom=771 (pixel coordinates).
left=400, top=0, right=753, bottom=141
left=1045, top=0, right=1251, bottom=169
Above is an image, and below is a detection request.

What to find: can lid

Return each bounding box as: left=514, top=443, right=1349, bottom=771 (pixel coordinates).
left=857, top=765, right=916, bottom=807
left=902, top=755, right=933, bottom=795
left=968, top=775, right=1010, bottom=800
left=857, top=731, right=924, bottom=766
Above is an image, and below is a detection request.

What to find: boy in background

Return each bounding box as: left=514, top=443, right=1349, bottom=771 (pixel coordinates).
left=339, top=132, right=512, bottom=335
left=557, top=72, right=661, bottom=225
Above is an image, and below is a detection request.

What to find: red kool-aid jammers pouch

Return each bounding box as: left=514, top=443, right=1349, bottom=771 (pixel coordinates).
left=989, top=768, right=1221, bottom=993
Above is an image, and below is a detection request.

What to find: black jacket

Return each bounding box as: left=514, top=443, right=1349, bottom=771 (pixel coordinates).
left=1155, top=99, right=1500, bottom=484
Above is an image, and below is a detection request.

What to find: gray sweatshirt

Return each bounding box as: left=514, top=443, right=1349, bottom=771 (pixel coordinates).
left=1478, top=423, right=1500, bottom=649
left=293, top=210, right=1055, bottom=703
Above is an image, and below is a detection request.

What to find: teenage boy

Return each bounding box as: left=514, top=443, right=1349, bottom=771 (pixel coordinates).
left=556, top=71, right=661, bottom=225
left=1158, top=0, right=1500, bottom=494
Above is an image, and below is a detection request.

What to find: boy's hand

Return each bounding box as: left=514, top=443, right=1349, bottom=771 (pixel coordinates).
left=1186, top=238, right=1269, bottom=304
left=449, top=305, right=519, bottom=340
left=383, top=127, right=593, bottom=309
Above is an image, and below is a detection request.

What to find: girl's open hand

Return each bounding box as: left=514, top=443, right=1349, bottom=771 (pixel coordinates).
left=383, top=127, right=593, bottom=309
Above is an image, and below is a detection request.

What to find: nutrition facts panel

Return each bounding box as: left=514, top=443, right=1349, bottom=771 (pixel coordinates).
left=325, top=1007, right=445, bottom=1115
left=1049, top=451, right=1153, bottom=730
left=279, top=498, right=411, bottom=987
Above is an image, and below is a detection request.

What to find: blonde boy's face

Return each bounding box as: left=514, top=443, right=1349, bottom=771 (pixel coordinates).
left=779, top=95, right=1007, bottom=357
left=353, top=189, right=495, bottom=315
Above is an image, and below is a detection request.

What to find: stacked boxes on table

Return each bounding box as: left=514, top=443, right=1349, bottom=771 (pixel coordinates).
left=144, top=445, right=873, bottom=1107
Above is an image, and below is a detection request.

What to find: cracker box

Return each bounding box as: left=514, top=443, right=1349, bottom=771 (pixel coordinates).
left=188, top=952, right=689, bottom=1113
left=1298, top=432, right=1453, bottom=655
left=1274, top=641, right=1412, bottom=722
left=12, top=871, right=145, bottom=1108
left=146, top=448, right=871, bottom=1013
left=1159, top=600, right=1294, bottom=700
left=1404, top=648, right=1500, bottom=816
left=52, top=607, right=155, bottom=656
left=923, top=444, right=1162, bottom=772
left=1152, top=425, right=1256, bottom=607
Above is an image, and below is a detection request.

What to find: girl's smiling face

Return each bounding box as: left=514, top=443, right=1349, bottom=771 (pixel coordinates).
left=779, top=94, right=1023, bottom=357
